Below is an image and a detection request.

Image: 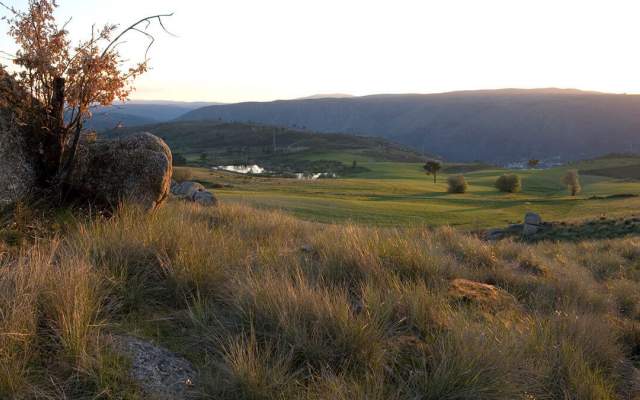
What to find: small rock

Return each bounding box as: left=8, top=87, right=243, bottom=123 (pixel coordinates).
left=171, top=181, right=205, bottom=198
left=192, top=190, right=217, bottom=206
left=523, top=212, right=542, bottom=236
left=449, top=278, right=515, bottom=309
left=171, top=181, right=217, bottom=206
left=485, top=228, right=505, bottom=241
left=524, top=212, right=542, bottom=226
left=113, top=335, right=196, bottom=400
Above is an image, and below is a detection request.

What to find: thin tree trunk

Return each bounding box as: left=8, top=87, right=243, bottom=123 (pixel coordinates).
left=43, top=77, right=65, bottom=179
left=59, top=121, right=82, bottom=184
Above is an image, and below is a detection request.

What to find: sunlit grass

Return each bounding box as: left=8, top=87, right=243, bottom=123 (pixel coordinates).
left=186, top=156, right=640, bottom=227
left=1, top=201, right=638, bottom=398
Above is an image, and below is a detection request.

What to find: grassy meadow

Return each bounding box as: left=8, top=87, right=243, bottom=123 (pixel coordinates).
left=182, top=155, right=640, bottom=228
left=2, top=152, right=640, bottom=398
left=1, top=201, right=639, bottom=399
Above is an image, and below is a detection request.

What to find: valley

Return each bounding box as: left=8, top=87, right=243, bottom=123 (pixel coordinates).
left=174, top=155, right=640, bottom=228
left=2, top=1, right=640, bottom=396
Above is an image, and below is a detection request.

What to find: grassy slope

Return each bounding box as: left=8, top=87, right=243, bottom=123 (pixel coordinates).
left=106, top=121, right=426, bottom=165
left=186, top=157, right=640, bottom=227
left=2, top=202, right=639, bottom=398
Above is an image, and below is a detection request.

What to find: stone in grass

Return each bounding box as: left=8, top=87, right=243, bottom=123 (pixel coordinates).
left=484, top=228, right=506, bottom=241
left=192, top=190, right=217, bottom=206
left=449, top=279, right=515, bottom=310
left=523, top=212, right=542, bottom=236
left=171, top=181, right=217, bottom=206
left=171, top=181, right=205, bottom=198
left=113, top=335, right=196, bottom=400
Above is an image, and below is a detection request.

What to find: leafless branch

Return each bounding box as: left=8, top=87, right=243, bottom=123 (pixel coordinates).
left=130, top=27, right=155, bottom=60
left=0, top=1, right=18, bottom=15
left=101, top=13, right=174, bottom=59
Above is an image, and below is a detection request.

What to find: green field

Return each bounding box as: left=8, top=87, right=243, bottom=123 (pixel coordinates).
left=182, top=155, right=640, bottom=228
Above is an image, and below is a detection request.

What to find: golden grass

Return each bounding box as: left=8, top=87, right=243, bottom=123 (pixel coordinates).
left=0, top=201, right=639, bottom=398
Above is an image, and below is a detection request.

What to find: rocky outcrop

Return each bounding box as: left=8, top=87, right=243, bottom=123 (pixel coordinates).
left=69, top=132, right=172, bottom=210
left=523, top=212, right=543, bottom=236
left=172, top=181, right=205, bottom=198
left=113, top=335, right=196, bottom=400
left=192, top=190, right=217, bottom=206
left=484, top=212, right=551, bottom=241
left=0, top=101, right=37, bottom=207
left=171, top=181, right=217, bottom=206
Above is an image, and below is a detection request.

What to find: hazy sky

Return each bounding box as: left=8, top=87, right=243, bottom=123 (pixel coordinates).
left=1, top=0, right=639, bottom=102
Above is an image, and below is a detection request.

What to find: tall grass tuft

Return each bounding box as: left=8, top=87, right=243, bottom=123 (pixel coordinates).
left=1, top=201, right=639, bottom=398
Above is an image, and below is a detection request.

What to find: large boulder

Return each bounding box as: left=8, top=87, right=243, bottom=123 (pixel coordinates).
left=69, top=132, right=172, bottom=210
left=0, top=102, right=37, bottom=208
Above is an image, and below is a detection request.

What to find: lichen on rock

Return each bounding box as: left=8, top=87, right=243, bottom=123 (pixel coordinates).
left=0, top=103, right=37, bottom=207
left=68, top=132, right=173, bottom=210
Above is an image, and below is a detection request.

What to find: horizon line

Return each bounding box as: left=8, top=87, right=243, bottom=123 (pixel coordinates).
left=127, top=86, right=640, bottom=105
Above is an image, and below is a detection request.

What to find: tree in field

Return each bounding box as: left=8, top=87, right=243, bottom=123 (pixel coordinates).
left=423, top=160, right=442, bottom=184
left=495, top=174, right=522, bottom=193
left=0, top=0, right=172, bottom=186
left=562, top=170, right=581, bottom=196
left=447, top=174, right=468, bottom=193
left=528, top=159, right=540, bottom=169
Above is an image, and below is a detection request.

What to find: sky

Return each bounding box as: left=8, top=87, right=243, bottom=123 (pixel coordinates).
left=0, top=0, right=639, bottom=103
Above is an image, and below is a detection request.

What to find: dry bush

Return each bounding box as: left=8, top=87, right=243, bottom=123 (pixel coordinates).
left=563, top=169, right=582, bottom=196
left=172, top=167, right=193, bottom=182
left=447, top=174, right=468, bottom=193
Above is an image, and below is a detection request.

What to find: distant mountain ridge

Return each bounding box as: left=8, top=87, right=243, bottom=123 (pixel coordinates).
left=177, top=89, right=640, bottom=162
left=297, top=93, right=354, bottom=100
left=87, top=100, right=221, bottom=132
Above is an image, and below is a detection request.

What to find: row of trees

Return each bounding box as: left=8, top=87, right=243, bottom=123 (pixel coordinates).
left=424, top=160, right=581, bottom=196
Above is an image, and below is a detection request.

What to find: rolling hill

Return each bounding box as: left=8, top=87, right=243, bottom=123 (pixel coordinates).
left=178, top=89, right=640, bottom=163
left=105, top=121, right=426, bottom=165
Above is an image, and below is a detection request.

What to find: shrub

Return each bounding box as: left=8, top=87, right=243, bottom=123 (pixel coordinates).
left=495, top=174, right=522, bottom=193
left=173, top=167, right=193, bottom=182
left=563, top=170, right=581, bottom=196
left=447, top=175, right=468, bottom=193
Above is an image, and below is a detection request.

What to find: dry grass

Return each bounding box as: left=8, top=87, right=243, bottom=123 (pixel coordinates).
left=172, top=167, right=194, bottom=182
left=1, top=201, right=639, bottom=398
